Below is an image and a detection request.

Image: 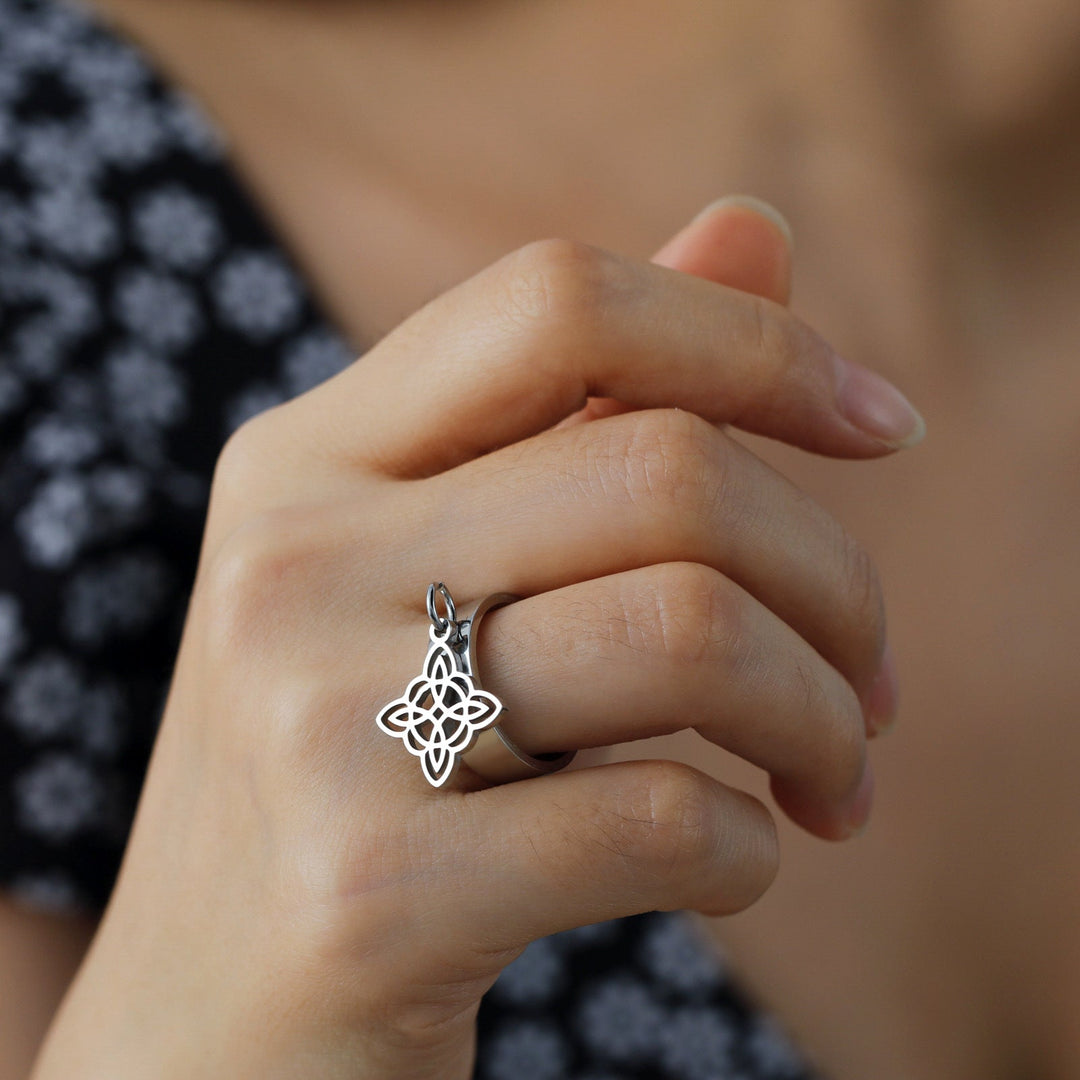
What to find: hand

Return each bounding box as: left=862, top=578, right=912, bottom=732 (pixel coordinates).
left=33, top=201, right=919, bottom=1080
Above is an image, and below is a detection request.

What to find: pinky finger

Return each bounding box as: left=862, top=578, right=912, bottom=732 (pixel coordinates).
left=452, top=758, right=779, bottom=956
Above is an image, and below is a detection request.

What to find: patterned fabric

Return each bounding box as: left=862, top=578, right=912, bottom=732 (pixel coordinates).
left=0, top=0, right=356, bottom=911
left=476, top=913, right=815, bottom=1080
left=0, top=1, right=820, bottom=1076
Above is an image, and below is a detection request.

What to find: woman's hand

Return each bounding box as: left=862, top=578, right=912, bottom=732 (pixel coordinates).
left=33, top=202, right=920, bottom=1080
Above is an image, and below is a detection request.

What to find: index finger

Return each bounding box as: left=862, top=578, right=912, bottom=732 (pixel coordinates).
left=296, top=239, right=925, bottom=477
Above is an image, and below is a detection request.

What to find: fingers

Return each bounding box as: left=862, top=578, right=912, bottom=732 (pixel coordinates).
left=554, top=196, right=794, bottom=429
left=425, top=407, right=886, bottom=702
left=651, top=195, right=793, bottom=303
left=445, top=759, right=779, bottom=953
left=295, top=237, right=924, bottom=477
left=464, top=563, right=869, bottom=841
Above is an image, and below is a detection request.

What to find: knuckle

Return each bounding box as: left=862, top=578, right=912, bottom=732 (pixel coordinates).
left=632, top=561, right=742, bottom=669
left=498, top=237, right=617, bottom=339
left=601, top=408, right=720, bottom=512
left=199, top=509, right=309, bottom=657
left=609, top=761, right=721, bottom=881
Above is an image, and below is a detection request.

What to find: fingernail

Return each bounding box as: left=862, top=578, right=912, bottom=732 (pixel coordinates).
left=835, top=360, right=926, bottom=449
left=693, top=194, right=794, bottom=251
left=844, top=762, right=875, bottom=838
left=865, top=643, right=899, bottom=736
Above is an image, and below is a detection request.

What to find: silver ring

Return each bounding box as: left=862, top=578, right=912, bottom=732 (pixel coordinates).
left=459, top=593, right=576, bottom=784
left=375, top=585, right=576, bottom=788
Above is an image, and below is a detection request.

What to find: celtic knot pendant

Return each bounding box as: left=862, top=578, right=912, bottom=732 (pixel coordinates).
left=376, top=585, right=505, bottom=787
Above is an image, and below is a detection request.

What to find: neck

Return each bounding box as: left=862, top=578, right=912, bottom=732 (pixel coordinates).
left=88, top=0, right=1080, bottom=374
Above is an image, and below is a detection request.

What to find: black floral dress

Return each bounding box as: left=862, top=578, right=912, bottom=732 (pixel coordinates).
left=0, top=2, right=820, bottom=1076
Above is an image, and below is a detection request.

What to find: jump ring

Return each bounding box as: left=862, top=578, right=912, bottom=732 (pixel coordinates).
left=426, top=582, right=457, bottom=633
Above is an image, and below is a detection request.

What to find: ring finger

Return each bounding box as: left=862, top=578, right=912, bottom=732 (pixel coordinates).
left=467, top=562, right=869, bottom=841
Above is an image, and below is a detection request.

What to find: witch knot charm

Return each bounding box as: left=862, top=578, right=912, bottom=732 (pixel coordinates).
left=376, top=587, right=504, bottom=787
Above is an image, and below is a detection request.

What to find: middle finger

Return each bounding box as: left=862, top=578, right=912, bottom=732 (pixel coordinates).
left=426, top=406, right=886, bottom=704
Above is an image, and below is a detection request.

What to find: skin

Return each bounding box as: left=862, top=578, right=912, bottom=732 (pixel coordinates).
left=30, top=220, right=907, bottom=1078
left=8, top=0, right=1080, bottom=1077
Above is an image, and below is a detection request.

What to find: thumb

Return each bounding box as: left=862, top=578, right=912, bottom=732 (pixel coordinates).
left=652, top=194, right=794, bottom=304
left=559, top=195, right=794, bottom=427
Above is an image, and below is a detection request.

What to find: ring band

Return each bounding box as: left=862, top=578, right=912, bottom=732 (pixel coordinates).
left=375, top=584, right=576, bottom=787
left=459, top=592, right=576, bottom=784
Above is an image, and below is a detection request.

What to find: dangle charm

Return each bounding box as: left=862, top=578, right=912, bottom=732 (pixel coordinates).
left=376, top=584, right=504, bottom=787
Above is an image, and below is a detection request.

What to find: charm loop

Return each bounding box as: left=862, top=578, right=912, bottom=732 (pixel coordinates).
left=426, top=582, right=457, bottom=635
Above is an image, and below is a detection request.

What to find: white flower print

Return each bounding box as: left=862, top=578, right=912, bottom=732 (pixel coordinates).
left=24, top=414, right=104, bottom=469
left=114, top=269, right=202, bottom=353
left=577, top=976, right=667, bottom=1063
left=31, top=186, right=120, bottom=263
left=657, top=1006, right=737, bottom=1080
left=4, top=10, right=69, bottom=72
left=484, top=1020, right=569, bottom=1080
left=6, top=262, right=99, bottom=343
left=0, top=593, right=25, bottom=676
left=104, top=345, right=188, bottom=429
left=63, top=38, right=147, bottom=97
left=41, top=266, right=100, bottom=340
left=214, top=251, right=302, bottom=340
left=16, top=119, right=102, bottom=190
left=15, top=472, right=94, bottom=569
left=14, top=753, right=104, bottom=841
left=132, top=185, right=222, bottom=271
left=88, top=92, right=166, bottom=169
left=15, top=465, right=150, bottom=570
left=280, top=329, right=353, bottom=396
left=10, top=316, right=66, bottom=380
left=87, top=465, right=150, bottom=534
left=62, top=551, right=172, bottom=649
left=638, top=912, right=726, bottom=996
left=3, top=652, right=85, bottom=739
left=34, top=1, right=90, bottom=46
